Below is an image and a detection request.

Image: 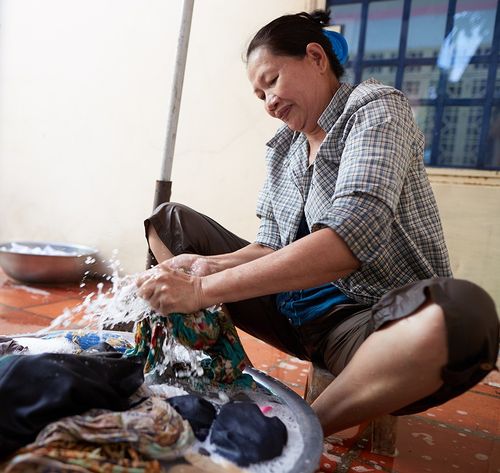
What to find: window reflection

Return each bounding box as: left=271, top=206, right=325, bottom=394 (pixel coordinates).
left=330, top=4, right=362, bottom=63
left=486, top=107, right=500, bottom=168
left=365, top=0, right=403, bottom=57
left=412, top=106, right=436, bottom=164
left=403, top=65, right=440, bottom=101
left=407, top=0, right=448, bottom=58
left=439, top=107, right=483, bottom=166
left=342, top=67, right=356, bottom=84
left=361, top=67, right=396, bottom=87
left=438, top=1, right=497, bottom=83
left=495, top=67, right=500, bottom=99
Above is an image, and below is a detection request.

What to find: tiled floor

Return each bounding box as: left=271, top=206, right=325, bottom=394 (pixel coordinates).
left=0, top=270, right=498, bottom=473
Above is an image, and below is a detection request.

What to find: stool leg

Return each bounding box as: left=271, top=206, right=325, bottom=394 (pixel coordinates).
left=304, top=363, right=335, bottom=404
left=370, top=415, right=398, bottom=456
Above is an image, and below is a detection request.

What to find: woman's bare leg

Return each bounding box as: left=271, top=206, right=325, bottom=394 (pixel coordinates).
left=312, top=301, right=448, bottom=435
left=147, top=225, right=174, bottom=263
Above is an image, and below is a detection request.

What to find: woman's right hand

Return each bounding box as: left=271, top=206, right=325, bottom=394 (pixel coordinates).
left=166, top=254, right=221, bottom=277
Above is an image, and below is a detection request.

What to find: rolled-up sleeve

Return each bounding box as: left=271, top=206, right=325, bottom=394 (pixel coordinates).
left=312, top=92, right=415, bottom=264
left=313, top=194, right=393, bottom=263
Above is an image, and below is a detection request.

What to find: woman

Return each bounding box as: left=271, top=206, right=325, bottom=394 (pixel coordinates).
left=137, top=11, right=498, bottom=435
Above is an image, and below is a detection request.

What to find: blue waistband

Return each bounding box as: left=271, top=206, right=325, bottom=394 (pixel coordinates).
left=276, top=283, right=353, bottom=327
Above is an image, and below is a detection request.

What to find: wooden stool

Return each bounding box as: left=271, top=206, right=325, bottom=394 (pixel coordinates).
left=305, top=364, right=398, bottom=456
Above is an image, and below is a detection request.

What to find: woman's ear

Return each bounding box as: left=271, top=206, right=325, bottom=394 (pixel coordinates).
left=305, top=43, right=328, bottom=72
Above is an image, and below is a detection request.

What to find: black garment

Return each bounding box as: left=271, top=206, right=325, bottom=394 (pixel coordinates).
left=0, top=353, right=144, bottom=458
left=210, top=402, right=287, bottom=466
left=167, top=394, right=216, bottom=441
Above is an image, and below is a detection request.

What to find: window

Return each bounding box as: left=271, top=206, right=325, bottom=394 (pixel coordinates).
left=328, top=0, right=500, bottom=170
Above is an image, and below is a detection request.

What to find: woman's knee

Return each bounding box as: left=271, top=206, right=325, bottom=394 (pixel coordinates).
left=383, top=278, right=499, bottom=415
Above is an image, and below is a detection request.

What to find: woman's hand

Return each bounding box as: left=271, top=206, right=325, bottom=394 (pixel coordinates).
left=166, top=254, right=221, bottom=277
left=136, top=262, right=205, bottom=315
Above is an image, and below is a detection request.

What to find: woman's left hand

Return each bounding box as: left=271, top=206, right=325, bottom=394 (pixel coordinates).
left=136, top=262, right=204, bottom=315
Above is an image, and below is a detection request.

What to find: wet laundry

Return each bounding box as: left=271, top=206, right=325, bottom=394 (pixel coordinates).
left=167, top=394, right=217, bottom=441
left=0, top=352, right=144, bottom=457
left=210, top=402, right=288, bottom=466
left=2, top=395, right=194, bottom=473
left=126, top=307, right=252, bottom=385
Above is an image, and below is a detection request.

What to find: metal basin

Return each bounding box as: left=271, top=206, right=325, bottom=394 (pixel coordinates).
left=0, top=241, right=98, bottom=284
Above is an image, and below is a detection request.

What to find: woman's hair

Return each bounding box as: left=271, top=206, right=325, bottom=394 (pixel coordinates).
left=246, top=10, right=344, bottom=79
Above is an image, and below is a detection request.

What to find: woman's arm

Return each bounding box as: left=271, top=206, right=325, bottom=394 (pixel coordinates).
left=167, top=243, right=275, bottom=276
left=137, top=227, right=359, bottom=314
left=202, top=227, right=360, bottom=305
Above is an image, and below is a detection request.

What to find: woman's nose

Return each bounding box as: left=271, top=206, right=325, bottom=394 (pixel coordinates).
left=265, top=94, right=278, bottom=113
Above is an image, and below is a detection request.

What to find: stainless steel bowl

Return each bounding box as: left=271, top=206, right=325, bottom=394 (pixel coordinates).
left=0, top=241, right=99, bottom=284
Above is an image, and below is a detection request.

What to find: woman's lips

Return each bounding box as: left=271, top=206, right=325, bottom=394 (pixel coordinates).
left=277, top=105, right=292, bottom=121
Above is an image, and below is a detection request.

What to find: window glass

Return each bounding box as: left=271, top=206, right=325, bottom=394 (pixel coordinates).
left=342, top=67, right=356, bottom=84
left=412, top=106, right=436, bottom=164
left=361, top=66, right=397, bottom=87
left=495, top=66, right=500, bottom=99
left=437, top=0, right=497, bottom=82
left=486, top=106, right=500, bottom=168
left=365, top=0, right=404, bottom=58
left=407, top=0, right=448, bottom=58
left=402, top=65, right=441, bottom=100
left=438, top=106, right=483, bottom=166
left=329, top=3, right=362, bottom=63
left=455, top=0, right=497, bottom=49
left=446, top=63, right=489, bottom=98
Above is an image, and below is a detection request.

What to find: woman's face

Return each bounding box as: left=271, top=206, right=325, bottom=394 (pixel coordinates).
left=247, top=44, right=334, bottom=134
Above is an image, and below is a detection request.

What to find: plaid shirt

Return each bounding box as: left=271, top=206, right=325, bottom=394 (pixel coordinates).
left=255, top=79, right=452, bottom=305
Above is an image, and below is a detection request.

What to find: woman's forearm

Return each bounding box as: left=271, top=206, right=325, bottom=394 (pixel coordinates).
left=206, top=242, right=275, bottom=271
left=201, top=228, right=360, bottom=305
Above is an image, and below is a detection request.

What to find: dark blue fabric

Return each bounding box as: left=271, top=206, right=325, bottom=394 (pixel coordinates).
left=167, top=394, right=216, bottom=441
left=276, top=214, right=354, bottom=326
left=210, top=402, right=287, bottom=466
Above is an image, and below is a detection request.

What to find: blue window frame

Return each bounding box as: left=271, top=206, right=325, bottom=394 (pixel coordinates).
left=327, top=0, right=500, bottom=170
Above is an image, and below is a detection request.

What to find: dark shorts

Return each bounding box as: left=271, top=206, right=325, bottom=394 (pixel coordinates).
left=145, top=202, right=499, bottom=415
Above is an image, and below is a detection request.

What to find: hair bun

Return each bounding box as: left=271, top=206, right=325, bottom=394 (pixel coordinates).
left=310, top=9, right=331, bottom=27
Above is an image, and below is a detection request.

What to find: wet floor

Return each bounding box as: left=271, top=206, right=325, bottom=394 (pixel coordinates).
left=0, top=270, right=498, bottom=473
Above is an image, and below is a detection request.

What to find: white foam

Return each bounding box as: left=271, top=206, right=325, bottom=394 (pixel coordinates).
left=15, top=285, right=51, bottom=296
left=2, top=243, right=79, bottom=256
left=144, top=383, right=188, bottom=398
left=13, top=336, right=78, bottom=354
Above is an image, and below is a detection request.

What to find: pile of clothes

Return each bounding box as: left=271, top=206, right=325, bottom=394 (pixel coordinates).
left=0, top=323, right=288, bottom=472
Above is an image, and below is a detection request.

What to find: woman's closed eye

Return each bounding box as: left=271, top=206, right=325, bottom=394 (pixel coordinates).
left=268, top=75, right=278, bottom=86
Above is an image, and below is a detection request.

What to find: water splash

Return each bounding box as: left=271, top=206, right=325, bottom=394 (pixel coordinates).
left=36, top=253, right=204, bottom=377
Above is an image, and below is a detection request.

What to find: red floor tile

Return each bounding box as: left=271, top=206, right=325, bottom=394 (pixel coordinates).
left=0, top=283, right=68, bottom=308
left=421, top=389, right=499, bottom=434
left=0, top=305, right=53, bottom=335
left=24, top=299, right=84, bottom=318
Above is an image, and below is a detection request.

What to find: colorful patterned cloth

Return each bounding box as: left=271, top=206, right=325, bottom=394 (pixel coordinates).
left=125, top=307, right=252, bottom=386
left=2, top=396, right=194, bottom=473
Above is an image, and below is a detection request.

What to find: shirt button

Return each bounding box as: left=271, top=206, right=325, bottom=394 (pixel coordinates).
left=480, top=362, right=494, bottom=371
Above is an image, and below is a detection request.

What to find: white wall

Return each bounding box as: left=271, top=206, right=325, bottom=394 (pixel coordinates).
left=0, top=0, right=314, bottom=273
